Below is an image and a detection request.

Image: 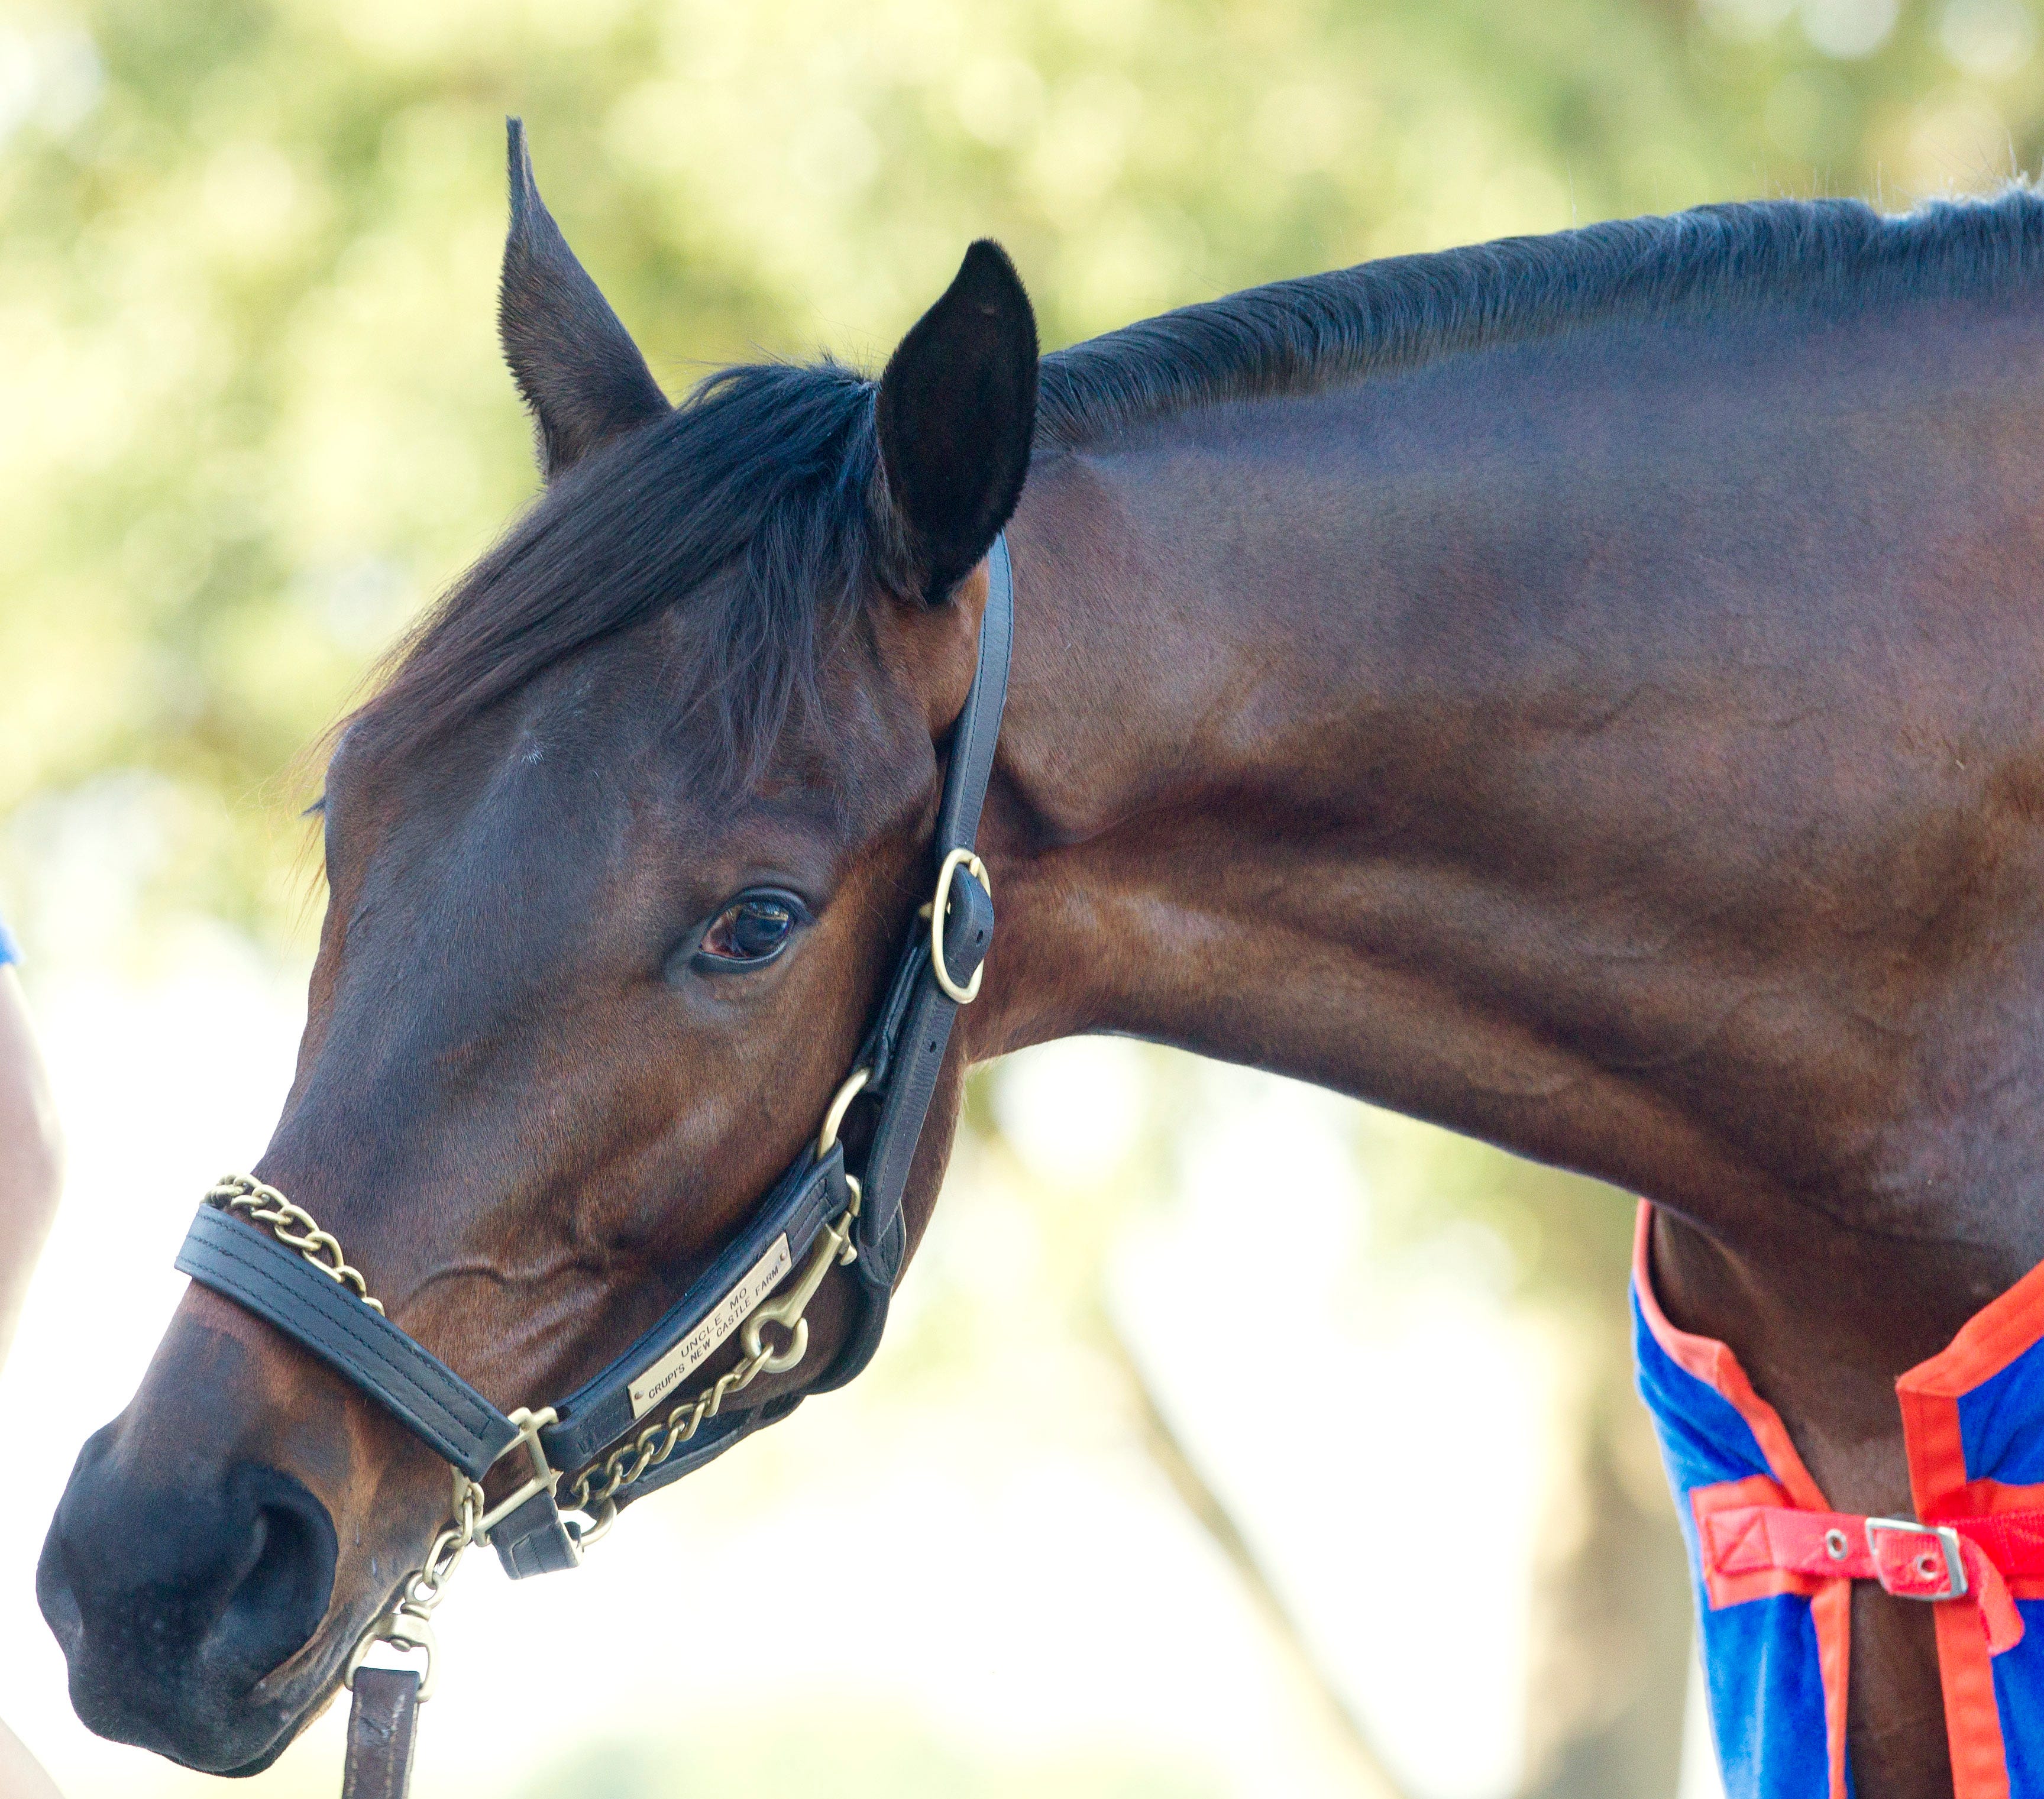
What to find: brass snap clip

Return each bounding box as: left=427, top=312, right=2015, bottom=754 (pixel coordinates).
left=344, top=1604, right=439, bottom=1701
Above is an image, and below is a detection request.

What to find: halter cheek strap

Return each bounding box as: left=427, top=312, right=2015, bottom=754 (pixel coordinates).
left=173, top=533, right=1014, bottom=1603
left=824, top=535, right=1011, bottom=1387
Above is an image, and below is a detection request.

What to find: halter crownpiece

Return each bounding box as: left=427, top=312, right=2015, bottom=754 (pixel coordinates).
left=172, top=535, right=1014, bottom=1791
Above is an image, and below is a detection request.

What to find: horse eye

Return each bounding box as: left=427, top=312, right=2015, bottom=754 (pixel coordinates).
left=697, top=895, right=800, bottom=968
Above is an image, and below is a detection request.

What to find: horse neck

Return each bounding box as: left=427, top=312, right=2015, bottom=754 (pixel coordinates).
left=979, top=297, right=2044, bottom=1346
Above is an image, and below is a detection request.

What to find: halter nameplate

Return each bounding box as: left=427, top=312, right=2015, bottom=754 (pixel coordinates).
left=532, top=1145, right=852, bottom=1474
left=629, top=1234, right=789, bottom=1417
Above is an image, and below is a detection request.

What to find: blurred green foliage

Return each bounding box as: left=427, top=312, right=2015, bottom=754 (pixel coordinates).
left=0, top=0, right=2035, bottom=943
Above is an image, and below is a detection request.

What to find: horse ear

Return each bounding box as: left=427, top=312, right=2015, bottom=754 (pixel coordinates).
left=876, top=240, right=1038, bottom=604
left=499, top=119, right=669, bottom=480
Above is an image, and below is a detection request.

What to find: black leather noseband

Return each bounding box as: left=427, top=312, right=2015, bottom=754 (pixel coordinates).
left=176, top=535, right=1013, bottom=1580
left=179, top=1203, right=522, bottom=1477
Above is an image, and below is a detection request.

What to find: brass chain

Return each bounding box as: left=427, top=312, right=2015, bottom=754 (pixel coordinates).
left=206, top=1167, right=846, bottom=1535
left=566, top=1336, right=783, bottom=1516
left=211, top=1177, right=475, bottom=1701
left=207, top=1174, right=384, bottom=1314
left=564, top=1066, right=873, bottom=1518
left=205, top=1171, right=782, bottom=1535
left=344, top=1473, right=478, bottom=1702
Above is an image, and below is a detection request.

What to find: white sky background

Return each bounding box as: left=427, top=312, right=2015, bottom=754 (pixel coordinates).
left=0, top=877, right=1724, bottom=1799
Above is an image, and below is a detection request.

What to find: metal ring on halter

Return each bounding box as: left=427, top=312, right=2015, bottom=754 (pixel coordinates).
left=817, top=1066, right=870, bottom=1156
left=815, top=1069, right=867, bottom=1267
left=930, top=847, right=989, bottom=1005
left=739, top=1198, right=859, bottom=1373
left=569, top=1499, right=617, bottom=1550
left=473, top=1406, right=561, bottom=1540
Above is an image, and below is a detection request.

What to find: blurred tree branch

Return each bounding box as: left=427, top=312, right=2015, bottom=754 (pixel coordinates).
left=1102, top=1321, right=1415, bottom=1799
left=1357, top=1125, right=1695, bottom=1799
left=1516, top=1325, right=1693, bottom=1799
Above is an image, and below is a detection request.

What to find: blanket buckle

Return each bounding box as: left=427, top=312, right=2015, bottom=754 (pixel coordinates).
left=1865, top=1517, right=1968, bottom=1600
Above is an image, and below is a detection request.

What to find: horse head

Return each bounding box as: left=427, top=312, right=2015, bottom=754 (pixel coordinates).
left=37, top=121, right=1039, bottom=1773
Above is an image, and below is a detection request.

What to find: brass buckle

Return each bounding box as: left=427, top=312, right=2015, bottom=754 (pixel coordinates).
left=1864, top=1517, right=1968, bottom=1600
left=929, top=847, right=989, bottom=1004
left=475, top=1406, right=561, bottom=1541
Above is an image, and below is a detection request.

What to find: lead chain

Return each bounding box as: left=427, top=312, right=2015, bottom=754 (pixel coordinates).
left=412, top=1474, right=481, bottom=1605
left=342, top=1472, right=478, bottom=1701
left=208, top=1174, right=384, bottom=1313
left=567, top=1332, right=782, bottom=1515
left=212, top=1177, right=470, bottom=1700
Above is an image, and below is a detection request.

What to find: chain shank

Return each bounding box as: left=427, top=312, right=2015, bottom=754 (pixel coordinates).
left=207, top=1175, right=386, bottom=1314
left=565, top=1182, right=861, bottom=1513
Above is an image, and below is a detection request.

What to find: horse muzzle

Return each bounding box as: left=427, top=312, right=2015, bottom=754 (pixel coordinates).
left=31, top=1289, right=422, bottom=1776
left=38, top=1413, right=338, bottom=1772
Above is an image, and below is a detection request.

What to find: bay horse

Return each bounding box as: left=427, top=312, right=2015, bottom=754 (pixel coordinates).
left=37, top=122, right=2044, bottom=1799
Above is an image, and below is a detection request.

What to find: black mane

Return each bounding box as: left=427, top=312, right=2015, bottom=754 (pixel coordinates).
left=1037, top=188, right=2044, bottom=446
left=361, top=189, right=2044, bottom=782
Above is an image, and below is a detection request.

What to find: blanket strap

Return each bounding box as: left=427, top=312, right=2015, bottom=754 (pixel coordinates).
left=1700, top=1502, right=2044, bottom=1654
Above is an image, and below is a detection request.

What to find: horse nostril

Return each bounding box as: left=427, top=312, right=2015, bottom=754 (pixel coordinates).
left=41, top=1450, right=339, bottom=1706
left=208, top=1469, right=339, bottom=1682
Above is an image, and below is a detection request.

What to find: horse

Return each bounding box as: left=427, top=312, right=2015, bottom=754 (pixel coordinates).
left=36, top=120, right=2044, bottom=1799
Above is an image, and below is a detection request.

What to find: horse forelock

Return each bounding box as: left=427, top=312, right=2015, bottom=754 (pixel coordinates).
left=353, top=357, right=891, bottom=800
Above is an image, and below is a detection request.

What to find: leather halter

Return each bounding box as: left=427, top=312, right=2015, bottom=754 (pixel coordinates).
left=171, top=536, right=1013, bottom=1733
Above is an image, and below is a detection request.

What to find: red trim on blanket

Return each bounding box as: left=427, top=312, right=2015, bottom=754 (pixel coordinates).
left=1632, top=1204, right=1829, bottom=1510
left=1813, top=1580, right=1852, bottom=1799
left=1933, top=1594, right=2011, bottom=1799
left=1635, top=1203, right=1848, bottom=1797
left=1894, top=1277, right=2044, bottom=1799
left=1900, top=1251, right=2044, bottom=1413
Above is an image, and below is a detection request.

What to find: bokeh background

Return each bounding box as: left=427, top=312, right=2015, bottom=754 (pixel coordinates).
left=0, top=1, right=2034, bottom=1794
